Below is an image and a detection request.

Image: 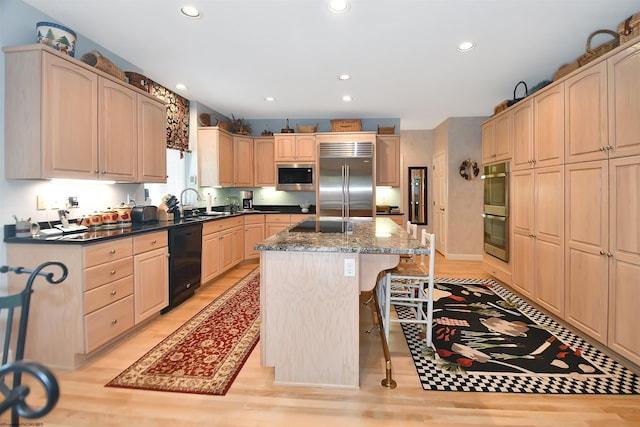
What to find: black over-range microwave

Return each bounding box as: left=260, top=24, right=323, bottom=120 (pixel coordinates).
left=276, top=163, right=315, bottom=191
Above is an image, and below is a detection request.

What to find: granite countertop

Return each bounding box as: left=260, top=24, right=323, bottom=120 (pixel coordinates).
left=3, top=205, right=313, bottom=245
left=255, top=217, right=429, bottom=255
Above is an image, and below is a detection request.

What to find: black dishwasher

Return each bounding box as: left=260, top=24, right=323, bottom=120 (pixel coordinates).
left=162, top=222, right=203, bottom=314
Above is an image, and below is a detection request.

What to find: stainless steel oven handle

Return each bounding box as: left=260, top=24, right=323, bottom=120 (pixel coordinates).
left=482, top=213, right=507, bottom=221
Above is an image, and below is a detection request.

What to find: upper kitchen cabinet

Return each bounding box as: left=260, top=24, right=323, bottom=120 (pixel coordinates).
left=376, top=135, right=400, bottom=187
left=254, top=136, right=275, bottom=186
left=274, top=134, right=316, bottom=162
left=233, top=135, right=254, bottom=187
left=198, top=127, right=234, bottom=187
left=3, top=45, right=166, bottom=182
left=564, top=61, right=608, bottom=164
left=607, top=42, right=640, bottom=159
left=481, top=112, right=510, bottom=165
left=510, top=99, right=534, bottom=171
left=137, top=97, right=167, bottom=183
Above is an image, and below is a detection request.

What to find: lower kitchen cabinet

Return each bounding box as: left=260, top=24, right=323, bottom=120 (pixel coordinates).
left=244, top=215, right=265, bottom=260
left=202, top=226, right=221, bottom=284
left=201, top=216, right=245, bottom=285
left=133, top=231, right=169, bottom=324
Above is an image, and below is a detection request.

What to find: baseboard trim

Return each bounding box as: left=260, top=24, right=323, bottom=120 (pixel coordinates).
left=444, top=253, right=483, bottom=261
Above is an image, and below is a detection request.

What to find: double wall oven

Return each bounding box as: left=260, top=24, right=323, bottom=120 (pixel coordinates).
left=482, top=162, right=509, bottom=262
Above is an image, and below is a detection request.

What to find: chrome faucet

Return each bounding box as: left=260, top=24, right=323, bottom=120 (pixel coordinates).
left=179, top=187, right=203, bottom=216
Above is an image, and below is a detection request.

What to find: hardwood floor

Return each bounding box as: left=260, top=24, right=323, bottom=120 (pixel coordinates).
left=6, top=254, right=639, bottom=426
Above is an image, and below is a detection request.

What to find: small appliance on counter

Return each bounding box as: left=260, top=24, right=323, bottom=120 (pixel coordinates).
left=131, top=205, right=159, bottom=224
left=241, top=190, right=253, bottom=211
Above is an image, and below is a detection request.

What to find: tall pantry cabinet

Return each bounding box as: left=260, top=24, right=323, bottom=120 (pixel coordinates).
left=564, top=42, right=640, bottom=364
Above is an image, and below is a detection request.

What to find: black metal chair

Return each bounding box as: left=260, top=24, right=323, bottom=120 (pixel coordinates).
left=0, top=261, right=67, bottom=425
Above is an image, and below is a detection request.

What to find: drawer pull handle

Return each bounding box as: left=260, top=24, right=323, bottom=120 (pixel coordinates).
left=110, top=270, right=116, bottom=275
left=111, top=319, right=118, bottom=325
left=110, top=290, right=117, bottom=296
left=110, top=249, right=116, bottom=254
left=151, top=239, right=157, bottom=244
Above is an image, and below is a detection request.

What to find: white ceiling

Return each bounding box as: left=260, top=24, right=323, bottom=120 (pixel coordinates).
left=23, top=0, right=638, bottom=130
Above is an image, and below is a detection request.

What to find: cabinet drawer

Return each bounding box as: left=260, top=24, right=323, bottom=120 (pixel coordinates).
left=290, top=214, right=310, bottom=224
left=203, top=216, right=244, bottom=234
left=84, top=257, right=133, bottom=291
left=84, top=238, right=132, bottom=268
left=266, top=214, right=291, bottom=224
left=84, top=295, right=134, bottom=353
left=84, top=276, right=133, bottom=314
left=133, top=231, right=168, bottom=254
left=244, top=214, right=265, bottom=225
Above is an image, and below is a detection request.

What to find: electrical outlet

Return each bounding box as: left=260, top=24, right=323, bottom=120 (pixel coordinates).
left=344, top=259, right=356, bottom=277
left=36, top=195, right=47, bottom=210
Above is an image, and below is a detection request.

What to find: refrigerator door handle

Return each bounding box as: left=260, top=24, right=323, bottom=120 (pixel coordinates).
left=345, top=164, right=350, bottom=220
left=341, top=165, right=346, bottom=219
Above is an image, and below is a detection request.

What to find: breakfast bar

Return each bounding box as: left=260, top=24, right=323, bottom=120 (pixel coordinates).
left=255, top=217, right=430, bottom=389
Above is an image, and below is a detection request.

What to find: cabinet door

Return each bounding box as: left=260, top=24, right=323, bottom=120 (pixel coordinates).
left=510, top=170, right=535, bottom=298
left=494, top=113, right=511, bottom=161
left=565, top=61, right=608, bottom=164
left=564, top=161, right=608, bottom=343
left=244, top=223, right=265, bottom=260
left=99, top=78, right=137, bottom=181
left=219, top=229, right=234, bottom=272
left=202, top=231, right=221, bottom=284
left=134, top=246, right=169, bottom=323
left=607, top=155, right=640, bottom=365
left=533, top=166, right=564, bottom=317
left=219, top=131, right=234, bottom=186
left=274, top=135, right=296, bottom=161
left=231, top=226, right=245, bottom=265
left=266, top=223, right=288, bottom=237
left=511, top=100, right=533, bottom=171
left=376, top=135, right=400, bottom=186
left=607, top=44, right=640, bottom=159
left=254, top=137, right=275, bottom=186
left=534, top=84, right=565, bottom=168
left=233, top=135, right=254, bottom=186
left=42, top=53, right=98, bottom=179
left=481, top=120, right=496, bottom=164
left=296, top=135, right=317, bottom=161
left=138, top=96, right=167, bottom=183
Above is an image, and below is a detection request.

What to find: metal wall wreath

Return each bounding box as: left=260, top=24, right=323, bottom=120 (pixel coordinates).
left=459, top=159, right=480, bottom=180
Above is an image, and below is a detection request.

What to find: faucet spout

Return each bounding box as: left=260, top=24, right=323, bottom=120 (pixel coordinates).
left=179, top=188, right=203, bottom=216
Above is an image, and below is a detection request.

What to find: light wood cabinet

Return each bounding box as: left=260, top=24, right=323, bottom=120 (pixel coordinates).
left=201, top=226, right=221, bottom=285
left=607, top=44, right=640, bottom=159
left=254, top=137, right=275, bottom=186
left=244, top=215, right=265, bottom=260
left=564, top=61, right=608, bottom=164
left=198, top=127, right=234, bottom=187
left=133, top=231, right=169, bottom=324
left=564, top=160, right=609, bottom=344
left=265, top=213, right=293, bottom=236
left=234, top=135, right=254, bottom=187
left=376, top=135, right=400, bottom=186
left=3, top=45, right=165, bottom=182
left=481, top=112, right=511, bottom=165
left=533, top=84, right=565, bottom=168
left=511, top=167, right=564, bottom=317
left=274, top=134, right=316, bottom=162
left=138, top=96, right=167, bottom=183
left=201, top=216, right=245, bottom=285
left=510, top=100, right=534, bottom=171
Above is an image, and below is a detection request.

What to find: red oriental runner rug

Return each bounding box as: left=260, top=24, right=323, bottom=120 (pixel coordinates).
left=106, top=267, right=260, bottom=396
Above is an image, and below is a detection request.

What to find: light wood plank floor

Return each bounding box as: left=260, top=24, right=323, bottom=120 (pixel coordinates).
left=6, top=254, right=640, bottom=426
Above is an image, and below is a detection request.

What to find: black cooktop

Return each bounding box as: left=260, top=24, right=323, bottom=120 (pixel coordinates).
left=289, top=220, right=352, bottom=233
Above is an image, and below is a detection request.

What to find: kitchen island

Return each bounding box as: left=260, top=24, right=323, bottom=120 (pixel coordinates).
left=255, top=217, right=429, bottom=389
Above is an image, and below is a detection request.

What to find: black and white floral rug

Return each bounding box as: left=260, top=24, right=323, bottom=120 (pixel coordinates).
left=397, top=278, right=640, bottom=394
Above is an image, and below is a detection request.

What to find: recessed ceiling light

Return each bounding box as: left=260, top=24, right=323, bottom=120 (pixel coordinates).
left=338, top=74, right=351, bottom=80
left=180, top=6, right=201, bottom=18
left=265, top=96, right=276, bottom=102
left=328, top=0, right=349, bottom=13
left=175, top=83, right=187, bottom=91
left=342, top=95, right=352, bottom=102
left=457, top=41, right=475, bottom=52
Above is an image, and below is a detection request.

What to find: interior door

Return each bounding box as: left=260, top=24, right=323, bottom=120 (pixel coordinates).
left=433, top=152, right=447, bottom=255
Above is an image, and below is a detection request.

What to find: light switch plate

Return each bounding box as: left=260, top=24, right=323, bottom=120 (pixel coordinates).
left=36, top=195, right=47, bottom=210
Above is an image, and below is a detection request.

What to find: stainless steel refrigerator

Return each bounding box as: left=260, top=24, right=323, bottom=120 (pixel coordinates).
left=318, top=141, right=375, bottom=220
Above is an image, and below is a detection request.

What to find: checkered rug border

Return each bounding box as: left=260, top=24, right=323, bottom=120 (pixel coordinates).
left=397, top=277, right=640, bottom=394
